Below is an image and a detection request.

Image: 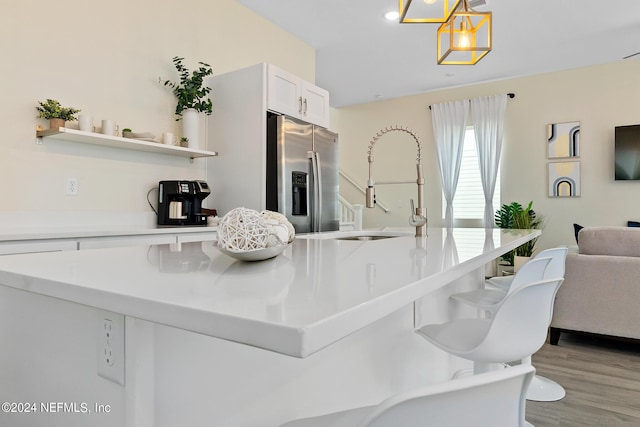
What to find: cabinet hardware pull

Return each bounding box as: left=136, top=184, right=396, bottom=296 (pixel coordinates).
left=298, top=96, right=303, bottom=114
left=303, top=98, right=308, bottom=115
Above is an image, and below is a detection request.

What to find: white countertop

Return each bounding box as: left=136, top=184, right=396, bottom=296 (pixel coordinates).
left=0, top=224, right=216, bottom=242
left=0, top=210, right=216, bottom=242
left=0, top=227, right=539, bottom=357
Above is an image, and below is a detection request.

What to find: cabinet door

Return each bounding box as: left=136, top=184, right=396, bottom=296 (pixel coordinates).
left=78, top=234, right=176, bottom=250
left=301, top=82, right=330, bottom=128
left=176, top=231, right=217, bottom=243
left=267, top=64, right=331, bottom=128
left=267, top=65, right=301, bottom=118
left=0, top=240, right=77, bottom=255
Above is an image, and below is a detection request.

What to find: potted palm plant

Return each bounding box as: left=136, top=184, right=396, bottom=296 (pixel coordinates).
left=495, top=201, right=544, bottom=271
left=162, top=56, right=213, bottom=150
left=36, top=99, right=81, bottom=129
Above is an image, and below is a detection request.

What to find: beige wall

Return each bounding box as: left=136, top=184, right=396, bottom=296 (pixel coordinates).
left=0, top=0, right=313, bottom=220
left=3, top=0, right=638, bottom=249
left=335, top=59, right=640, bottom=250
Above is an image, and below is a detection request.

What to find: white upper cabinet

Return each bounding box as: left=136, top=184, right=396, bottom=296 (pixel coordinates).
left=300, top=81, right=330, bottom=128
left=267, top=64, right=330, bottom=128
left=267, top=66, right=300, bottom=118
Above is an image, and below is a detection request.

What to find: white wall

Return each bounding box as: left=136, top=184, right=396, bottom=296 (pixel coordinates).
left=335, top=58, right=640, bottom=250
left=0, top=0, right=314, bottom=224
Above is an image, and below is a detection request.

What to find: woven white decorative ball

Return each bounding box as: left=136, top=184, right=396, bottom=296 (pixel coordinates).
left=217, top=207, right=271, bottom=252
left=261, top=210, right=296, bottom=246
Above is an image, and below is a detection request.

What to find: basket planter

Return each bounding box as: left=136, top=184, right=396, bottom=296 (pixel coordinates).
left=49, top=118, right=65, bottom=129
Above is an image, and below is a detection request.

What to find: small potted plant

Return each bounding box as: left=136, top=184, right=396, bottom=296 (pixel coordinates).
left=162, top=56, right=213, bottom=150
left=495, top=201, right=544, bottom=271
left=179, top=136, right=189, bottom=148
left=122, top=128, right=133, bottom=138
left=36, top=99, right=81, bottom=129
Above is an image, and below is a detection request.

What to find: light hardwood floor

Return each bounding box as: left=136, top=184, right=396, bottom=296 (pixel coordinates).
left=527, top=333, right=640, bottom=426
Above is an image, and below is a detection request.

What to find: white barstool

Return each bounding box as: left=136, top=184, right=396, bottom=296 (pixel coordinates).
left=486, top=247, right=568, bottom=291
left=450, top=247, right=568, bottom=401
left=417, top=278, right=564, bottom=405
left=451, top=256, right=552, bottom=314
left=279, top=365, right=535, bottom=427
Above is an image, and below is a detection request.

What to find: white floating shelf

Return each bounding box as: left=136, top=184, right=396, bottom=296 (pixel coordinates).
left=36, top=128, right=218, bottom=159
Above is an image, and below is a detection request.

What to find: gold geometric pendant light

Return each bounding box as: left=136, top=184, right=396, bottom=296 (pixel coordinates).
left=437, top=0, right=492, bottom=65
left=399, top=0, right=461, bottom=23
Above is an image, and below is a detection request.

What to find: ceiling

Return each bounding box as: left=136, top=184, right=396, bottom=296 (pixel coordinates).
left=237, top=0, right=640, bottom=107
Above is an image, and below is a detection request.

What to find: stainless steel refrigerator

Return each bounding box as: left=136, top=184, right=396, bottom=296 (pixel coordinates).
left=266, top=114, right=339, bottom=233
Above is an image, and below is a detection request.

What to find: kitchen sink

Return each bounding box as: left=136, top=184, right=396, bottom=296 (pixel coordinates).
left=333, top=235, right=402, bottom=241
left=297, top=230, right=412, bottom=241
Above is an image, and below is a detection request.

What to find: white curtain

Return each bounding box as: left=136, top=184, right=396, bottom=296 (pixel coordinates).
left=441, top=228, right=459, bottom=269
left=471, top=94, right=508, bottom=228
left=431, top=100, right=469, bottom=228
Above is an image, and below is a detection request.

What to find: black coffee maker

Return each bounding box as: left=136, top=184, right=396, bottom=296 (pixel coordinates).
left=157, top=180, right=211, bottom=227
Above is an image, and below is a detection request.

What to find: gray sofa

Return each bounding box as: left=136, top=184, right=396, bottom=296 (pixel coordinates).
left=550, top=226, right=640, bottom=344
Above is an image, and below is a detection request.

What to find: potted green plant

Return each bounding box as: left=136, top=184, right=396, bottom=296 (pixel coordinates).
left=36, top=99, right=81, bottom=129
left=122, top=128, right=133, bottom=138
left=495, top=201, right=544, bottom=270
left=179, top=136, right=189, bottom=148
left=162, top=56, right=213, bottom=119
left=162, top=56, right=213, bottom=151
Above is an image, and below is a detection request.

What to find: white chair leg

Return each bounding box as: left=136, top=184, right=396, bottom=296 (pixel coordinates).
left=473, top=362, right=492, bottom=374
left=453, top=362, right=505, bottom=379
left=452, top=368, right=473, bottom=379
left=521, top=356, right=566, bottom=401
left=526, top=374, right=566, bottom=401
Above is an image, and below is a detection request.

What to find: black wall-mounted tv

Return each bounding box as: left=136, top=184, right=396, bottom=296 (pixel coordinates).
left=615, top=124, right=640, bottom=181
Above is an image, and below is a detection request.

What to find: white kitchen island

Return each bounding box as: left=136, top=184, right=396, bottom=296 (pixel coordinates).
left=0, top=227, right=539, bottom=427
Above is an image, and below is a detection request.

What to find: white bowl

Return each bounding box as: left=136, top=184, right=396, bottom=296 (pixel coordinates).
left=217, top=244, right=289, bottom=262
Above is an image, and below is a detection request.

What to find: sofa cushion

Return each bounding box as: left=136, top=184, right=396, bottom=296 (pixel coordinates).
left=578, top=226, right=640, bottom=257
left=552, top=253, right=640, bottom=340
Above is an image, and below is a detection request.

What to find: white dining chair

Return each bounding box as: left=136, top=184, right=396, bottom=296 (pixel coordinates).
left=279, top=364, right=535, bottom=427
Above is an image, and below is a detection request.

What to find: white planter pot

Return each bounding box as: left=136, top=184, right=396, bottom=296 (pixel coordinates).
left=181, top=108, right=200, bottom=150
left=514, top=255, right=531, bottom=272
left=496, top=262, right=514, bottom=277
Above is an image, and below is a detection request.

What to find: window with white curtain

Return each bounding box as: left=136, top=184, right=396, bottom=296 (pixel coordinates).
left=442, top=127, right=501, bottom=221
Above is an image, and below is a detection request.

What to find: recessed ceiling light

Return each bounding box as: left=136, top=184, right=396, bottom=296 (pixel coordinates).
left=384, top=11, right=399, bottom=20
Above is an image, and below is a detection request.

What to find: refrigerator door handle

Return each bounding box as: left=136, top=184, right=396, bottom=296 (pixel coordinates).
left=310, top=150, right=322, bottom=231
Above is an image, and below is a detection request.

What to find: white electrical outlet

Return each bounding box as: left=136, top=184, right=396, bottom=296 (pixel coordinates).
left=103, top=319, right=115, bottom=366
left=97, top=312, right=125, bottom=385
left=66, top=178, right=78, bottom=195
